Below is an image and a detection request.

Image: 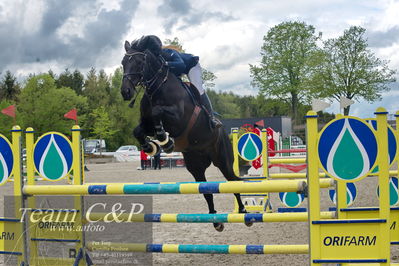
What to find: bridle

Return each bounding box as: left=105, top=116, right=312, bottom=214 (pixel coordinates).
left=123, top=50, right=169, bottom=107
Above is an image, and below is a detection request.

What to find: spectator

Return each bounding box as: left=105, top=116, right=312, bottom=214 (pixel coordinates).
left=140, top=150, right=148, bottom=170
left=153, top=153, right=161, bottom=170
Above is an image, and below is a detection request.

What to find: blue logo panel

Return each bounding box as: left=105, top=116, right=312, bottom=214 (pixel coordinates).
left=0, top=134, right=14, bottom=185
left=318, top=117, right=378, bottom=182
left=237, top=133, right=263, bottom=161
left=33, top=133, right=73, bottom=181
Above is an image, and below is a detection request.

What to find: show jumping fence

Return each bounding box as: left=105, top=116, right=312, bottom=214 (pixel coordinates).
left=0, top=108, right=398, bottom=265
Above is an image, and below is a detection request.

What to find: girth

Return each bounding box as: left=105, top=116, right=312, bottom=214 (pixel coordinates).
left=174, top=106, right=202, bottom=152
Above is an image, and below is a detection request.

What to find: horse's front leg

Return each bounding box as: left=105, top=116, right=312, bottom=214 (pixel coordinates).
left=133, top=123, right=161, bottom=156
left=152, top=106, right=175, bottom=153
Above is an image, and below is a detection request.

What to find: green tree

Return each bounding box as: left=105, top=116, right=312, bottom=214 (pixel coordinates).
left=250, top=21, right=321, bottom=124
left=0, top=70, right=21, bottom=101
left=207, top=90, right=240, bottom=118
left=105, top=67, right=141, bottom=150
left=83, top=68, right=110, bottom=109
left=312, top=26, right=396, bottom=115
left=18, top=74, right=88, bottom=134
left=56, top=69, right=84, bottom=95
left=91, top=106, right=117, bottom=154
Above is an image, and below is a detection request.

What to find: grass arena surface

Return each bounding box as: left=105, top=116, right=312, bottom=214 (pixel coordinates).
left=3, top=161, right=397, bottom=265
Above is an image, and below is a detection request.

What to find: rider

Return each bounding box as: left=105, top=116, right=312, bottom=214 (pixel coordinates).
left=161, top=44, right=222, bottom=129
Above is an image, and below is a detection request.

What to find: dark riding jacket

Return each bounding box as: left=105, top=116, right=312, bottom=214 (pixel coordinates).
left=162, top=49, right=199, bottom=76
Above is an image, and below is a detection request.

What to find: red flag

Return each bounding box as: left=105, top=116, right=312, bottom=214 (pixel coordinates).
left=254, top=120, right=264, bottom=128
left=64, top=108, right=78, bottom=123
left=1, top=105, right=16, bottom=118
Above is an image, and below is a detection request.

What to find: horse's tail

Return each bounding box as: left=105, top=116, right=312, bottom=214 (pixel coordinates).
left=212, top=127, right=241, bottom=181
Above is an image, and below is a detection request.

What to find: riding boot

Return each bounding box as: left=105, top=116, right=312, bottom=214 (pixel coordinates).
left=200, top=93, right=222, bottom=129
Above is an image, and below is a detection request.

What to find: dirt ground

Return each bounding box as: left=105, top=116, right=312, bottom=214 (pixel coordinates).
left=1, top=161, right=399, bottom=265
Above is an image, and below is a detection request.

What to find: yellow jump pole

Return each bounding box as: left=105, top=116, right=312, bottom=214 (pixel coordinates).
left=86, top=211, right=335, bottom=223
left=86, top=242, right=310, bottom=254
left=269, top=158, right=306, bottom=164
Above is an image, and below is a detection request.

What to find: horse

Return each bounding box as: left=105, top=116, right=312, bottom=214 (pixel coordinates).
left=120, top=36, right=251, bottom=231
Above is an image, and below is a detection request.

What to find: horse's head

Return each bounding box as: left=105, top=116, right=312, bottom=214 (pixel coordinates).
left=121, top=36, right=163, bottom=102
left=120, top=40, right=147, bottom=101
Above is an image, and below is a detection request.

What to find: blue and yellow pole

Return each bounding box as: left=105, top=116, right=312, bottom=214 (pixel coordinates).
left=23, top=179, right=308, bottom=195
left=86, top=211, right=335, bottom=223
left=87, top=242, right=309, bottom=254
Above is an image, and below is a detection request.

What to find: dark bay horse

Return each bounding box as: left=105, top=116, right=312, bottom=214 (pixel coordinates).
left=120, top=36, right=250, bottom=231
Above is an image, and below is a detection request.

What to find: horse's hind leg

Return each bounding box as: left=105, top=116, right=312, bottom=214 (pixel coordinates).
left=183, top=152, right=224, bottom=232
left=210, top=130, right=253, bottom=227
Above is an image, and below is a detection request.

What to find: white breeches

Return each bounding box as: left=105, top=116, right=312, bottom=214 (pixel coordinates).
left=187, top=63, right=205, bottom=95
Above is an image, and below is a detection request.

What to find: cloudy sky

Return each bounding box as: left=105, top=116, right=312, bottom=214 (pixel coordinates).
left=1, top=0, right=399, bottom=118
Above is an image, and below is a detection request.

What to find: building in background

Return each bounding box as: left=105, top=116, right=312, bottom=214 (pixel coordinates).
left=221, top=116, right=292, bottom=137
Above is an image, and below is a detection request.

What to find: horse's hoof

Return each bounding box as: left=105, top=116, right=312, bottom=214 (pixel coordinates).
left=145, top=141, right=160, bottom=156
left=214, top=223, right=224, bottom=232
left=245, top=222, right=253, bottom=227
left=162, top=138, right=175, bottom=153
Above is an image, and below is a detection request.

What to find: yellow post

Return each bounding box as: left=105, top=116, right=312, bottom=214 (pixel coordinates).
left=11, top=126, right=22, bottom=197
left=261, top=129, right=271, bottom=212
left=261, top=129, right=269, bottom=178
left=375, top=108, right=390, bottom=265
left=25, top=127, right=39, bottom=265
left=334, top=114, right=347, bottom=219
left=232, top=129, right=241, bottom=212
left=71, top=125, right=86, bottom=266
left=232, top=129, right=239, bottom=177
left=72, top=125, right=83, bottom=186
left=305, top=111, right=321, bottom=265
left=25, top=128, right=35, bottom=187
left=11, top=126, right=27, bottom=265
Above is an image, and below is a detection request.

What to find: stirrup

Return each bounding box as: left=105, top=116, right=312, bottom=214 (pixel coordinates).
left=212, top=117, right=222, bottom=129
left=209, top=116, right=222, bottom=129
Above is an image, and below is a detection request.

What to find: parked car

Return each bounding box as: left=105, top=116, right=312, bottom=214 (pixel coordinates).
left=113, top=145, right=140, bottom=162
left=83, top=139, right=106, bottom=154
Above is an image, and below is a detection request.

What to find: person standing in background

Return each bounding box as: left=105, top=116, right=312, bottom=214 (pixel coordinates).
left=140, top=150, right=148, bottom=170
left=153, top=153, right=161, bottom=170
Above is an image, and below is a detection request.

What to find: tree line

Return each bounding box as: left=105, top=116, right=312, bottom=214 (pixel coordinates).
left=0, top=22, right=396, bottom=150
